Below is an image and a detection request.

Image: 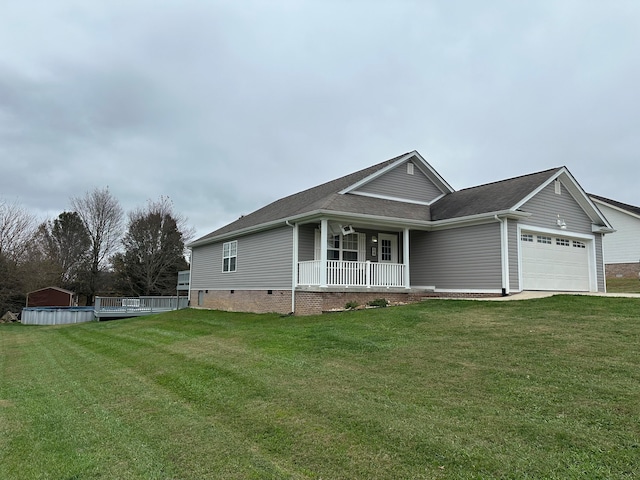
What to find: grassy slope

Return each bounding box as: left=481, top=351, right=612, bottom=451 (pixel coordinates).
left=1, top=297, right=639, bottom=479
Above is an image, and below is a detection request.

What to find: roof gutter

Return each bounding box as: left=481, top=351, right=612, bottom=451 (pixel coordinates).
left=188, top=209, right=531, bottom=247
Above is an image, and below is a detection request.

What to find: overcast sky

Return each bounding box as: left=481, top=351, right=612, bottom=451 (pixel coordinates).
left=1, top=0, right=639, bottom=240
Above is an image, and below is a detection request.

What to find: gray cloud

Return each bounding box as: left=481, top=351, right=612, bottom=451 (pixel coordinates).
left=1, top=1, right=639, bottom=239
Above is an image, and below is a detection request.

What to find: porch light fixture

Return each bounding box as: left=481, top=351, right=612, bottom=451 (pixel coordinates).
left=556, top=215, right=567, bottom=230
left=340, top=224, right=355, bottom=235
left=371, top=235, right=378, bottom=243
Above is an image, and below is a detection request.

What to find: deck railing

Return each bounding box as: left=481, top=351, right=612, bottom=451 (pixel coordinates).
left=94, top=296, right=189, bottom=318
left=177, top=270, right=190, bottom=290
left=298, top=260, right=406, bottom=288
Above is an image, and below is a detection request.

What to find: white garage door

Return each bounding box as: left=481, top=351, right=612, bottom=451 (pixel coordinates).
left=521, top=232, right=590, bottom=291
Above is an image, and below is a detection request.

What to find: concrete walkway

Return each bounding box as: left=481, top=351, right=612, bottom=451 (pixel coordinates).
left=475, top=291, right=640, bottom=301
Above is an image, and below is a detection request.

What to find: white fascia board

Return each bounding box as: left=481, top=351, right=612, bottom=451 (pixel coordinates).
left=559, top=169, right=614, bottom=229
left=187, top=216, right=304, bottom=247
left=189, top=208, right=531, bottom=247
left=511, top=168, right=565, bottom=210
left=512, top=168, right=614, bottom=230
left=339, top=151, right=455, bottom=196
left=592, top=224, right=616, bottom=234
left=410, top=151, right=456, bottom=193
left=347, top=190, right=446, bottom=206
left=428, top=210, right=531, bottom=231
left=312, top=208, right=530, bottom=231
left=591, top=197, right=640, bottom=221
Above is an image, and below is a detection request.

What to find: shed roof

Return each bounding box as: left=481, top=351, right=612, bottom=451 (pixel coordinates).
left=27, top=286, right=75, bottom=296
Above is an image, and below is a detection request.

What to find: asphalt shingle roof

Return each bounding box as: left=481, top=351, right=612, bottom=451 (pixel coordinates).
left=193, top=152, right=413, bottom=242
left=589, top=194, right=640, bottom=216
left=430, top=168, right=563, bottom=220
left=191, top=151, right=565, bottom=245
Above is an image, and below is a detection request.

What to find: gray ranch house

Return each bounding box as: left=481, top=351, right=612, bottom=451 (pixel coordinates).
left=188, top=151, right=614, bottom=315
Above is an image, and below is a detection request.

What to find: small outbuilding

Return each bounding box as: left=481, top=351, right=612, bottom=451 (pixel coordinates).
left=26, top=287, right=77, bottom=308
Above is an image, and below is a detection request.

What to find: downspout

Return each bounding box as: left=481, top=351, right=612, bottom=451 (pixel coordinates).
left=286, top=220, right=297, bottom=314
left=187, top=247, right=193, bottom=305
left=494, top=215, right=509, bottom=296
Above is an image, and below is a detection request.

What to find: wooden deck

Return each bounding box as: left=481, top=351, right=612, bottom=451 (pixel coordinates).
left=94, top=296, right=189, bottom=319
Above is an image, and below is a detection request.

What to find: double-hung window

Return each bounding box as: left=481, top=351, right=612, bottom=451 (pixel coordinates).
left=327, top=233, right=359, bottom=261
left=222, top=240, right=237, bottom=272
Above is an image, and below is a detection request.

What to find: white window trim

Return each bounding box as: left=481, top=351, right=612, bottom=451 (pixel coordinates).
left=222, top=240, right=237, bottom=273
left=327, top=232, right=360, bottom=261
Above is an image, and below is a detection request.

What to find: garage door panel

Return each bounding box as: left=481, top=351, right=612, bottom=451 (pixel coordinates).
left=521, top=232, right=590, bottom=291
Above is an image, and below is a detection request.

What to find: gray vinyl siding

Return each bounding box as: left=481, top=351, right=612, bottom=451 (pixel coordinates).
left=355, top=162, right=443, bottom=204
left=298, top=224, right=316, bottom=261
left=508, top=220, right=520, bottom=291
left=521, top=182, right=593, bottom=234
left=410, top=222, right=502, bottom=290
left=190, top=226, right=293, bottom=290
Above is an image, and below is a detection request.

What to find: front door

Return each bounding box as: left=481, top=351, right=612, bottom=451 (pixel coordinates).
left=378, top=234, right=398, bottom=263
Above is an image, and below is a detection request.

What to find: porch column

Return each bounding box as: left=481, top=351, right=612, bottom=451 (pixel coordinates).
left=403, top=227, right=411, bottom=289
left=320, top=219, right=328, bottom=287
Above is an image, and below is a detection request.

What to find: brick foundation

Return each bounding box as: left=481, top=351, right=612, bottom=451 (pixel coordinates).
left=191, top=289, right=501, bottom=316
left=605, top=263, right=640, bottom=279
left=295, top=290, right=500, bottom=315
left=192, top=289, right=292, bottom=314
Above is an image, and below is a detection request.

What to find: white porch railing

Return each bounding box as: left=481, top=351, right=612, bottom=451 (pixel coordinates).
left=298, top=260, right=406, bottom=288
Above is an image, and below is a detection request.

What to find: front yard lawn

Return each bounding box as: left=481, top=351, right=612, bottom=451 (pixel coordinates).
left=1, top=296, right=639, bottom=479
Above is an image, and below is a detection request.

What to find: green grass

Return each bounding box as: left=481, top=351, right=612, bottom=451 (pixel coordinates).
left=1, top=297, right=639, bottom=479
left=607, top=277, right=640, bottom=293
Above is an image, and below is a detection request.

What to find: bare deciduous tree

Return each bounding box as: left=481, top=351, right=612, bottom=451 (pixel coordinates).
left=0, top=198, right=37, bottom=263
left=71, top=187, right=124, bottom=304
left=0, top=198, right=38, bottom=315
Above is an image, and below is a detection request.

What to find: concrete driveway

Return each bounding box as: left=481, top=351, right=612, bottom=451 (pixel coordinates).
left=480, top=291, right=640, bottom=301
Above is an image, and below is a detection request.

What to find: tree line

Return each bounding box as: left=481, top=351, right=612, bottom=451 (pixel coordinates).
left=0, top=188, right=193, bottom=316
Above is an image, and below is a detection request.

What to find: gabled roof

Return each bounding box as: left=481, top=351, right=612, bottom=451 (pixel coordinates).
left=589, top=194, right=640, bottom=218
left=27, top=286, right=75, bottom=295
left=190, top=151, right=614, bottom=247
left=430, top=168, right=562, bottom=220
left=190, top=151, right=440, bottom=246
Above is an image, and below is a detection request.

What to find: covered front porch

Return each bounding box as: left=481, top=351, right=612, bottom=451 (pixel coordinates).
left=292, top=219, right=412, bottom=289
